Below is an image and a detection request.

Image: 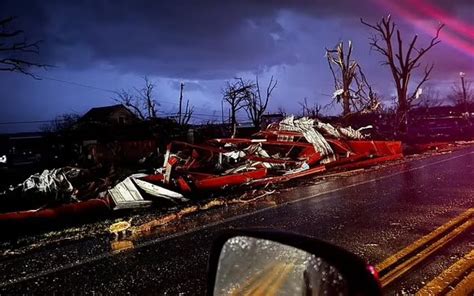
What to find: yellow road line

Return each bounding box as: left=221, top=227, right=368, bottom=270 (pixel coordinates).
left=446, top=271, right=474, bottom=296
left=255, top=263, right=295, bottom=296
left=229, top=262, right=277, bottom=296
left=377, top=208, right=474, bottom=273
left=268, top=263, right=295, bottom=295
left=380, top=218, right=473, bottom=287
left=240, top=263, right=287, bottom=296
left=416, top=249, right=474, bottom=295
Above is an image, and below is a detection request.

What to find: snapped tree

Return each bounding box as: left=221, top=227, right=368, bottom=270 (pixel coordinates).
left=177, top=82, right=194, bottom=126
left=326, top=41, right=381, bottom=116
left=0, top=16, right=49, bottom=77
left=244, top=75, right=277, bottom=128
left=361, top=15, right=444, bottom=132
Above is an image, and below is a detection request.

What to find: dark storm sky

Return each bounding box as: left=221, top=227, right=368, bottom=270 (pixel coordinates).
left=0, top=0, right=473, bottom=132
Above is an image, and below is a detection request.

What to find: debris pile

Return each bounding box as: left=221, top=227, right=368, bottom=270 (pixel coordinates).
left=0, top=116, right=402, bottom=233
left=135, top=116, right=401, bottom=200
left=0, top=166, right=111, bottom=212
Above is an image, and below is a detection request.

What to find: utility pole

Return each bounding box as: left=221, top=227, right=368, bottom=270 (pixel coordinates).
left=460, top=72, right=468, bottom=113
left=221, top=100, right=224, bottom=124
left=178, top=82, right=184, bottom=124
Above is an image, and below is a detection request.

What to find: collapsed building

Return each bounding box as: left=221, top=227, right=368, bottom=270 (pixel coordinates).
left=0, top=116, right=402, bottom=232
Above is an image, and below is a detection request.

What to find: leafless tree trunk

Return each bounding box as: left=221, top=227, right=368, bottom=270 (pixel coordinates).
left=114, top=89, right=146, bottom=120
left=361, top=15, right=444, bottom=133
left=113, top=76, right=159, bottom=120
left=245, top=75, right=277, bottom=127
left=447, top=76, right=472, bottom=109
left=0, top=17, right=50, bottom=78
left=180, top=99, right=194, bottom=125
left=223, top=78, right=254, bottom=137
left=138, top=77, right=158, bottom=119
left=355, top=66, right=382, bottom=113
left=326, top=41, right=381, bottom=116
left=326, top=41, right=358, bottom=116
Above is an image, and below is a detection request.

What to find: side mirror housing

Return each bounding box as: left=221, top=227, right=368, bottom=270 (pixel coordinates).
left=207, top=229, right=381, bottom=296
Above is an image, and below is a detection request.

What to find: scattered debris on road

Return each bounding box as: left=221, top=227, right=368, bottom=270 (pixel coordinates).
left=13, top=115, right=469, bottom=237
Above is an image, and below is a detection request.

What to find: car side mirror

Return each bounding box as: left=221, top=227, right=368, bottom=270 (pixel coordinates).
left=207, top=230, right=381, bottom=296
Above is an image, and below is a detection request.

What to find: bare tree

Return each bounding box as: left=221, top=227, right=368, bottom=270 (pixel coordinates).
left=447, top=75, right=473, bottom=110
left=245, top=75, right=277, bottom=127
left=417, top=85, right=442, bottom=108
left=0, top=16, right=50, bottom=78
left=326, top=41, right=358, bottom=116
left=223, top=78, right=254, bottom=137
left=277, top=106, right=287, bottom=116
left=41, top=113, right=80, bottom=133
left=113, top=77, right=159, bottom=120
left=355, top=65, right=383, bottom=113
left=361, top=15, right=444, bottom=132
left=299, top=97, right=322, bottom=118
left=114, top=89, right=145, bottom=120
left=326, top=41, right=381, bottom=116
left=138, top=77, right=159, bottom=119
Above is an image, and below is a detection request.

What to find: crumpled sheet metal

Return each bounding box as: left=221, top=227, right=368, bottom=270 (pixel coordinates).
left=108, top=177, right=153, bottom=210
left=315, top=121, right=342, bottom=138
left=20, top=167, right=81, bottom=202
left=136, top=115, right=401, bottom=196
left=108, top=175, right=188, bottom=210
left=338, top=125, right=373, bottom=140
left=315, top=120, right=372, bottom=140
left=279, top=116, right=335, bottom=159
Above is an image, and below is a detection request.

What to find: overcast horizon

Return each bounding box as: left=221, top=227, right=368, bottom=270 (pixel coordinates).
left=0, top=0, right=473, bottom=133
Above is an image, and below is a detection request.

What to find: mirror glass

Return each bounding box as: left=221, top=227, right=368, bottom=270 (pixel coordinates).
left=213, top=236, right=348, bottom=296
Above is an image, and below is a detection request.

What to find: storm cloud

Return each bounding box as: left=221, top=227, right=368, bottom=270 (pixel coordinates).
left=0, top=0, right=473, bottom=132
left=3, top=0, right=470, bottom=78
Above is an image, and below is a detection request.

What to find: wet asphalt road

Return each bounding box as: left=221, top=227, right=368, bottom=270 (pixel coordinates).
left=1, top=147, right=473, bottom=295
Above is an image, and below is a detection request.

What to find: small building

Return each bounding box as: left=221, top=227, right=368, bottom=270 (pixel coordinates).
left=80, top=104, right=138, bottom=125
left=77, top=105, right=162, bottom=164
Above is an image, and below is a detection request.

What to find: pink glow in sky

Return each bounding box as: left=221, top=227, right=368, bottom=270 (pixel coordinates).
left=372, top=0, right=474, bottom=58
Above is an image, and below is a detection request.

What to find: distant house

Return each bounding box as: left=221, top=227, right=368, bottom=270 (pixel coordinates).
left=80, top=104, right=139, bottom=125
left=77, top=105, right=162, bottom=164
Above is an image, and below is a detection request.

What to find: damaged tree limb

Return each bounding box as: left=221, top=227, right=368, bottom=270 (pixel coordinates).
left=361, top=15, right=444, bottom=133
left=0, top=16, right=51, bottom=78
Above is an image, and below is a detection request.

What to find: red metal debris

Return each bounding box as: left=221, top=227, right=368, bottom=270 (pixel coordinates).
left=194, top=168, right=267, bottom=191
left=138, top=117, right=402, bottom=196
left=0, top=117, right=405, bottom=232
left=0, top=198, right=111, bottom=232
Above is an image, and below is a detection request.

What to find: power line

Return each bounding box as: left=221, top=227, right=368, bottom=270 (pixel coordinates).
left=0, top=119, right=59, bottom=125
left=0, top=112, right=248, bottom=125
left=40, top=76, right=117, bottom=93
left=38, top=74, right=224, bottom=114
